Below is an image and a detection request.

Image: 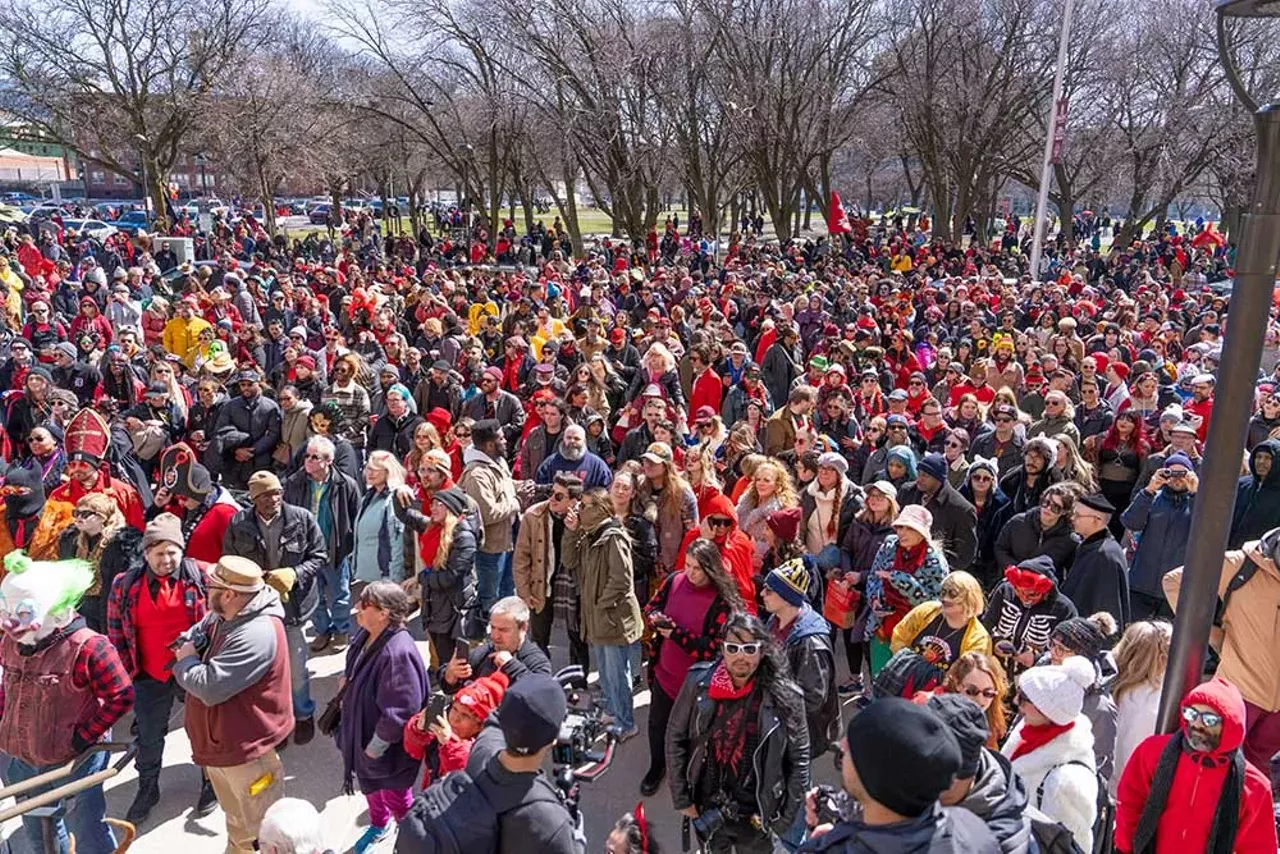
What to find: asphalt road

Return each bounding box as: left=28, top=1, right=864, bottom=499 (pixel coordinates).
left=0, top=627, right=849, bottom=854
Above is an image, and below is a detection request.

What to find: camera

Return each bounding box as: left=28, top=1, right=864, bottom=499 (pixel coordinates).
left=691, top=806, right=730, bottom=841
left=550, top=666, right=617, bottom=819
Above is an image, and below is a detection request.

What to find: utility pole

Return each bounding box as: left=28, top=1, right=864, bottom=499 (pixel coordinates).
left=1028, top=0, right=1077, bottom=282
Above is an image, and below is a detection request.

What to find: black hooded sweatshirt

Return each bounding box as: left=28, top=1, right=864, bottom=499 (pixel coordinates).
left=1229, top=438, right=1280, bottom=549
left=980, top=555, right=1078, bottom=657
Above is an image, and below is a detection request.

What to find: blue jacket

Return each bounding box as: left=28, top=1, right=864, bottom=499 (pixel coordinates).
left=1121, top=486, right=1194, bottom=596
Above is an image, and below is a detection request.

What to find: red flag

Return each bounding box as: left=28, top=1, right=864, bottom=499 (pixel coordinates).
left=829, top=191, right=852, bottom=235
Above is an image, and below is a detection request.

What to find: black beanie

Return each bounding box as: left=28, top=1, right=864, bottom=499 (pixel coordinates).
left=846, top=697, right=961, bottom=817
left=1052, top=617, right=1106, bottom=661
left=927, top=694, right=990, bottom=779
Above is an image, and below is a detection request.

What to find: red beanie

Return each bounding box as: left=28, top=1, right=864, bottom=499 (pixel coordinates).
left=766, top=506, right=802, bottom=543
left=427, top=407, right=453, bottom=435
left=1112, top=362, right=1130, bottom=381
left=454, top=670, right=509, bottom=721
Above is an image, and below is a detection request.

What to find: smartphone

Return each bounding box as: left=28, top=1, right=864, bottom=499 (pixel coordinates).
left=452, top=638, right=470, bottom=662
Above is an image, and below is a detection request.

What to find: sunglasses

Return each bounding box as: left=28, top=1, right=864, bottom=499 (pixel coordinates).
left=1040, top=500, right=1065, bottom=513
left=304, top=453, right=329, bottom=462
left=971, top=474, right=993, bottom=483
left=455, top=429, right=471, bottom=438
left=550, top=491, right=571, bottom=501
left=963, top=686, right=999, bottom=700
left=72, top=509, right=103, bottom=520
left=909, top=381, right=924, bottom=387
left=723, top=641, right=762, bottom=656
left=708, top=517, right=733, bottom=529
left=1181, top=707, right=1222, bottom=728
left=946, top=440, right=963, bottom=449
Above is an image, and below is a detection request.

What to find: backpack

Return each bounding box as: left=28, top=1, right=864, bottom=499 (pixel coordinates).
left=1214, top=555, right=1259, bottom=628
left=1028, top=759, right=1107, bottom=854
left=395, top=763, right=563, bottom=854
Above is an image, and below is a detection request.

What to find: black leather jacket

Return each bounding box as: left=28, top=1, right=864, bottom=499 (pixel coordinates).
left=666, top=661, right=810, bottom=834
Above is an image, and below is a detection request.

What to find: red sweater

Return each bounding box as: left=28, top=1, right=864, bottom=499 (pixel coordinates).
left=690, top=369, right=723, bottom=416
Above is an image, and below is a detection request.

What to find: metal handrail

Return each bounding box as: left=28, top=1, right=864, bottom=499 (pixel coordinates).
left=0, top=742, right=136, bottom=824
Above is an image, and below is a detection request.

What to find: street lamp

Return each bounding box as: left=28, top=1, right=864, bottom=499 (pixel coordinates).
left=458, top=143, right=474, bottom=266
left=1156, top=0, right=1280, bottom=733
left=134, top=133, right=151, bottom=228
left=1028, top=0, right=1077, bottom=281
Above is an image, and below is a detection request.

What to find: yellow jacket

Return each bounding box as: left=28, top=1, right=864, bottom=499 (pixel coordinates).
left=891, top=601, right=992, bottom=659
left=163, top=315, right=212, bottom=368
left=1164, top=541, right=1280, bottom=712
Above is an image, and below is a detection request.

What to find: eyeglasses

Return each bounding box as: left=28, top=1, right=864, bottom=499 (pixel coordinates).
left=971, top=474, right=993, bottom=483
left=1040, top=500, right=1065, bottom=514
left=1046, top=400, right=1064, bottom=408
left=909, top=381, right=924, bottom=387
left=945, top=440, right=963, bottom=449
left=708, top=517, right=733, bottom=529
left=455, top=429, right=471, bottom=438
left=304, top=453, right=330, bottom=462
left=1181, top=707, right=1222, bottom=728
left=723, top=641, right=762, bottom=656
left=888, top=425, right=906, bottom=432
left=1014, top=691, right=1032, bottom=707
left=72, top=510, right=103, bottom=520
left=550, top=491, right=570, bottom=501
left=962, top=686, right=999, bottom=700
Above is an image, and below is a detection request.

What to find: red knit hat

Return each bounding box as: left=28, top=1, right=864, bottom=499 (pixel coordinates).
left=427, top=407, right=452, bottom=435
left=1111, top=362, right=1131, bottom=381
left=766, top=506, right=802, bottom=543
left=454, top=670, right=510, bottom=721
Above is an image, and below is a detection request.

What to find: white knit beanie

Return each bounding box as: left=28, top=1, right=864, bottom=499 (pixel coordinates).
left=1018, top=656, right=1095, bottom=725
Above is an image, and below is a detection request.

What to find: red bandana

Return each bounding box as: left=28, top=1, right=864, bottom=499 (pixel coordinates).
left=707, top=661, right=755, bottom=701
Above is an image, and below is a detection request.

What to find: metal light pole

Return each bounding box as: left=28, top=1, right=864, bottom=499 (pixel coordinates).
left=134, top=133, right=151, bottom=227
left=1028, top=0, right=1077, bottom=281
left=459, top=143, right=474, bottom=266
left=1156, top=0, right=1280, bottom=733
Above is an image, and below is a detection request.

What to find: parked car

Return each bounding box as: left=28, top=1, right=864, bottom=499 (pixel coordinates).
left=114, top=210, right=151, bottom=235
left=309, top=204, right=333, bottom=225
left=61, top=219, right=118, bottom=241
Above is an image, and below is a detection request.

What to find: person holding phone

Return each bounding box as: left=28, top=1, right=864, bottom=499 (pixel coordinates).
left=438, top=596, right=551, bottom=695
left=1121, top=453, right=1197, bottom=621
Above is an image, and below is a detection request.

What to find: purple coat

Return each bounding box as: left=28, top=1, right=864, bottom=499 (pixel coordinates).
left=337, top=626, right=429, bottom=793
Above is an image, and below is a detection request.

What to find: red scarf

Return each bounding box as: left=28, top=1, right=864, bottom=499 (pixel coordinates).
left=1010, top=720, right=1075, bottom=761
left=707, top=661, right=755, bottom=701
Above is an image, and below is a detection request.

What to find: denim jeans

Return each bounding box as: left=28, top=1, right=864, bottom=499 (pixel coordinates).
left=134, top=676, right=179, bottom=780
left=595, top=642, right=639, bottom=732
left=2, top=750, right=115, bottom=854
left=474, top=551, right=512, bottom=616
left=284, top=624, right=316, bottom=719
left=312, top=561, right=352, bottom=636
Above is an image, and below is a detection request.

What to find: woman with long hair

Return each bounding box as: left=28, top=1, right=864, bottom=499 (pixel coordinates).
left=20, top=425, right=66, bottom=494
left=337, top=581, right=428, bottom=853
left=641, top=538, right=747, bottom=796
left=1109, top=620, right=1172, bottom=796
left=719, top=425, right=761, bottom=497
left=940, top=651, right=1010, bottom=747
left=351, top=452, right=408, bottom=586
left=611, top=470, right=658, bottom=608
left=403, top=421, right=443, bottom=489
left=736, top=459, right=800, bottom=569
left=58, top=492, right=141, bottom=634
left=1247, top=389, right=1280, bottom=450
left=863, top=504, right=949, bottom=675
left=1093, top=410, right=1149, bottom=537
left=637, top=444, right=698, bottom=577
left=683, top=445, right=723, bottom=519
left=1054, top=433, right=1097, bottom=492
left=398, top=487, right=477, bottom=666
left=149, top=359, right=189, bottom=422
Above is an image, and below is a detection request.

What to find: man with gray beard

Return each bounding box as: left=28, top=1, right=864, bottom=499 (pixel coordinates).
left=534, top=424, right=613, bottom=490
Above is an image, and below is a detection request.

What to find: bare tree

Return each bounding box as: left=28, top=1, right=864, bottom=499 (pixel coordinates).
left=0, top=0, right=269, bottom=220
left=885, top=0, right=1057, bottom=240
left=206, top=17, right=346, bottom=236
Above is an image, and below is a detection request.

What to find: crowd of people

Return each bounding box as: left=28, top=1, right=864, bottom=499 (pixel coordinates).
left=0, top=202, right=1277, bottom=854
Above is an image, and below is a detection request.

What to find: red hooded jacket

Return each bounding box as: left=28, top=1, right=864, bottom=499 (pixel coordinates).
left=672, top=491, right=757, bottom=614
left=1115, top=677, right=1277, bottom=854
